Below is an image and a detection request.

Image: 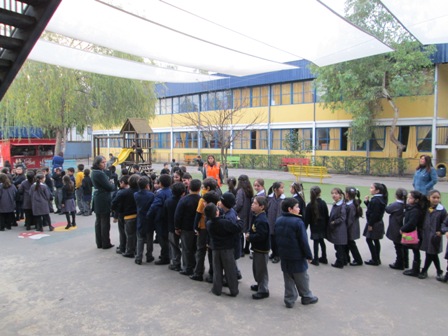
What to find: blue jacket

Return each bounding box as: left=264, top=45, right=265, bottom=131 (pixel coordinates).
left=413, top=167, right=437, bottom=195
left=147, top=187, right=172, bottom=237
left=134, top=189, right=154, bottom=234
left=248, top=211, right=270, bottom=253
left=275, top=212, right=312, bottom=273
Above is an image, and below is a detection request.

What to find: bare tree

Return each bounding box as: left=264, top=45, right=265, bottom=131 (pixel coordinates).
left=176, top=91, right=263, bottom=178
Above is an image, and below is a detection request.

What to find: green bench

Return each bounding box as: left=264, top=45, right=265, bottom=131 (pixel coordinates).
left=287, top=165, right=331, bottom=183
left=226, top=156, right=241, bottom=167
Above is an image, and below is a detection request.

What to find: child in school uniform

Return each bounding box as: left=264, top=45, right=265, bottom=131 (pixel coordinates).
left=402, top=190, right=427, bottom=277
left=290, top=182, right=306, bottom=219
left=267, top=181, right=285, bottom=263
left=439, top=215, right=448, bottom=282
left=304, top=186, right=329, bottom=265
left=205, top=202, right=243, bottom=297
left=363, top=183, right=388, bottom=266
left=174, top=179, right=201, bottom=275
left=327, top=188, right=347, bottom=269
left=81, top=169, right=93, bottom=216
left=345, top=187, right=363, bottom=266
left=246, top=196, right=270, bottom=299
left=418, top=189, right=446, bottom=280
left=165, top=182, right=186, bottom=271
left=134, top=176, right=155, bottom=265
left=29, top=173, right=53, bottom=232
left=275, top=197, right=318, bottom=309
left=253, top=178, right=266, bottom=197
left=0, top=173, right=17, bottom=231
left=385, top=188, right=408, bottom=270
left=61, top=175, right=76, bottom=229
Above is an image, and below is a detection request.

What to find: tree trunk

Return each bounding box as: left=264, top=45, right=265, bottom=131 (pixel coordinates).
left=54, top=127, right=66, bottom=156
left=383, top=88, right=405, bottom=158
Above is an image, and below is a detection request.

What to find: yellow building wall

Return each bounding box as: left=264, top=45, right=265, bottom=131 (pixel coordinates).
left=437, top=63, right=448, bottom=119
left=270, top=104, right=314, bottom=122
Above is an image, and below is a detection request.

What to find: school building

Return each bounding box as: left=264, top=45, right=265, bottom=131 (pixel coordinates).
left=95, top=44, right=448, bottom=175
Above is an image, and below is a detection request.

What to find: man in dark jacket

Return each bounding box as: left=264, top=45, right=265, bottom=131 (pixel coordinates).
left=275, top=197, right=318, bottom=309
left=91, top=155, right=116, bottom=249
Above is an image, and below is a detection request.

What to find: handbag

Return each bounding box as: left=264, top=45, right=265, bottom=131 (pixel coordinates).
left=401, top=230, right=419, bottom=245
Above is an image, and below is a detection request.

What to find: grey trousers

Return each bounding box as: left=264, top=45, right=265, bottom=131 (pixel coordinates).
left=168, top=232, right=181, bottom=267
left=193, top=229, right=207, bottom=276
left=283, top=271, right=314, bottom=306
left=181, top=230, right=196, bottom=273
left=75, top=188, right=85, bottom=213
left=212, top=249, right=238, bottom=296
left=55, top=187, right=63, bottom=211
left=124, top=218, right=137, bottom=255
left=252, top=252, right=269, bottom=293
left=136, top=231, right=154, bottom=262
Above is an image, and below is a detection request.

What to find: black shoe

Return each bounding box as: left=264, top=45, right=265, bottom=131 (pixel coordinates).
left=102, top=244, right=115, bottom=250
left=146, top=256, right=155, bottom=263
left=389, top=262, right=404, bottom=270
left=190, top=274, right=203, bottom=282
left=403, top=269, right=419, bottom=277
left=364, top=260, right=379, bottom=266
left=122, top=253, right=135, bottom=258
left=252, top=292, right=269, bottom=300
left=76, top=211, right=83, bottom=215
left=49, top=225, right=54, bottom=232
left=350, top=261, right=363, bottom=266
left=116, top=250, right=123, bottom=254
left=237, top=273, right=242, bottom=280
left=71, top=223, right=76, bottom=228
left=135, top=259, right=142, bottom=265
left=311, top=259, right=319, bottom=266
left=418, top=271, right=428, bottom=279
left=205, top=275, right=213, bottom=283
left=318, top=257, right=328, bottom=264
left=331, top=263, right=343, bottom=269
left=65, top=224, right=71, bottom=230
left=285, top=302, right=294, bottom=309
left=26, top=226, right=31, bottom=231
left=301, top=296, right=318, bottom=305
left=250, top=285, right=259, bottom=292
left=436, top=273, right=448, bottom=282
left=155, top=259, right=170, bottom=265
left=179, top=270, right=193, bottom=276
left=272, top=257, right=280, bottom=263
left=168, top=265, right=181, bottom=271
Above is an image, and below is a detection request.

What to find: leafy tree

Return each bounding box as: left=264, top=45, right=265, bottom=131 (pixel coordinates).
left=0, top=35, right=156, bottom=154
left=283, top=129, right=313, bottom=157
left=176, top=91, right=263, bottom=178
left=311, top=0, right=435, bottom=158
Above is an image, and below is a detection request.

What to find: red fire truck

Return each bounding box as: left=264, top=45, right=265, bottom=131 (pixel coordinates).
left=0, top=138, right=56, bottom=169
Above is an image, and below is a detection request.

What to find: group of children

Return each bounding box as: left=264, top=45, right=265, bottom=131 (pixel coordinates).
left=0, top=163, right=93, bottom=231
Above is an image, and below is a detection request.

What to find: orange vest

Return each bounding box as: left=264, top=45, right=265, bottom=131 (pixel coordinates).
left=205, top=163, right=221, bottom=186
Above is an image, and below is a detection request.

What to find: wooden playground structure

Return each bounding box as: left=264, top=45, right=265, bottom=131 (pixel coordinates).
left=93, top=118, right=152, bottom=171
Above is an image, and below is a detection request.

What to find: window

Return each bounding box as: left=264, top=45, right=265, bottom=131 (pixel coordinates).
left=417, top=126, right=432, bottom=152
left=271, top=129, right=290, bottom=149
left=351, top=127, right=386, bottom=151
left=160, top=98, right=172, bottom=115
left=172, top=97, right=180, bottom=114
left=257, top=130, right=268, bottom=149
left=399, top=126, right=409, bottom=152
left=153, top=133, right=171, bottom=149
left=155, top=100, right=161, bottom=115
left=179, top=95, right=199, bottom=113
left=292, top=82, right=304, bottom=104
left=233, top=88, right=250, bottom=108
left=316, top=128, right=340, bottom=150
left=251, top=86, right=269, bottom=107
left=281, top=83, right=291, bottom=105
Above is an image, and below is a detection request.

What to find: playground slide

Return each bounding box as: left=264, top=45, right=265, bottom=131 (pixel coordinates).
left=113, top=148, right=133, bottom=166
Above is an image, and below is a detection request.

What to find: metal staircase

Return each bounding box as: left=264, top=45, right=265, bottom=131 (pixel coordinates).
left=0, top=0, right=61, bottom=100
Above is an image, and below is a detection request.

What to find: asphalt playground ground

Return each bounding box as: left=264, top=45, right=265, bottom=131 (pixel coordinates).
left=0, top=165, right=447, bottom=335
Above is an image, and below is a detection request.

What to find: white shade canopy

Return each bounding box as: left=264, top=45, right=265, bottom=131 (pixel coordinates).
left=381, top=0, right=448, bottom=45
left=32, top=0, right=395, bottom=82
left=29, top=40, right=225, bottom=83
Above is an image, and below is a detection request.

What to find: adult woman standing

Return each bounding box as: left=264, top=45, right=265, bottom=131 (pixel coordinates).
left=202, top=155, right=223, bottom=187
left=91, top=155, right=116, bottom=249
left=413, top=155, right=437, bottom=196
left=234, top=174, right=254, bottom=255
